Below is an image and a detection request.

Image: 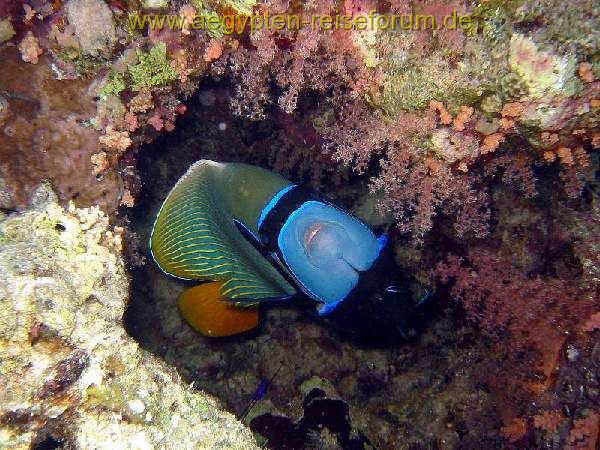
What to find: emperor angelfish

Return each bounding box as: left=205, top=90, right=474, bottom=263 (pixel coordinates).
left=150, top=160, right=388, bottom=337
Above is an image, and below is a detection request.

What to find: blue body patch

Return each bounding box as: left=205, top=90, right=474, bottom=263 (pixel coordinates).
left=257, top=184, right=296, bottom=230
left=276, top=201, right=380, bottom=314
left=377, top=234, right=388, bottom=254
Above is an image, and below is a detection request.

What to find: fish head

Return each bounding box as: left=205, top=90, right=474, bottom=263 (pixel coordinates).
left=320, top=244, right=434, bottom=343
left=278, top=201, right=382, bottom=313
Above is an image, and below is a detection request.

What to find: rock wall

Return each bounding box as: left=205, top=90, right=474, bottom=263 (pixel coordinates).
left=0, top=183, right=257, bottom=449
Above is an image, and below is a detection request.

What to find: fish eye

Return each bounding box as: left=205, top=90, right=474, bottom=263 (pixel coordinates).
left=385, top=285, right=402, bottom=294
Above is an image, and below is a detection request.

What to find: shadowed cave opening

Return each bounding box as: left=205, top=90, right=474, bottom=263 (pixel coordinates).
left=32, top=436, right=64, bottom=450
left=123, top=79, right=490, bottom=450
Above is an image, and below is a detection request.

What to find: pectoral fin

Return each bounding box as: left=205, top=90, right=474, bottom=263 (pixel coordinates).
left=177, top=282, right=259, bottom=337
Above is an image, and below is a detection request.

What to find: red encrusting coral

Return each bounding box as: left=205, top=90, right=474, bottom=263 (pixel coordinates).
left=0, top=47, right=122, bottom=212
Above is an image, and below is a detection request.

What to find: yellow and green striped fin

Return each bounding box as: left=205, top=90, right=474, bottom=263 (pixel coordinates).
left=150, top=160, right=295, bottom=302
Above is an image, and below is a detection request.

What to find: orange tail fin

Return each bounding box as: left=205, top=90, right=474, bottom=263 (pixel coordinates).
left=177, top=282, right=259, bottom=337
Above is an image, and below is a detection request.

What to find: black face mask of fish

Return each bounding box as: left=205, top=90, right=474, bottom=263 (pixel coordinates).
left=150, top=160, right=422, bottom=337
left=317, top=244, right=432, bottom=343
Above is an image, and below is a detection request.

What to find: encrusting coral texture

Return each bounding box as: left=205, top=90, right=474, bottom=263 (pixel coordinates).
left=0, top=183, right=258, bottom=449
left=0, top=46, right=122, bottom=213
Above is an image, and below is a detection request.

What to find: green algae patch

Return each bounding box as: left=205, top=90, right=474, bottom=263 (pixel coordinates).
left=356, top=23, right=490, bottom=118
left=188, top=0, right=226, bottom=38
left=51, top=46, right=106, bottom=76
left=128, top=42, right=178, bottom=91
left=374, top=52, right=484, bottom=118
left=101, top=71, right=126, bottom=98
left=0, top=19, right=15, bottom=44
left=85, top=383, right=128, bottom=411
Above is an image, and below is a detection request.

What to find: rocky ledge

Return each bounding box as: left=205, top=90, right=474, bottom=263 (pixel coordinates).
left=0, top=183, right=257, bottom=449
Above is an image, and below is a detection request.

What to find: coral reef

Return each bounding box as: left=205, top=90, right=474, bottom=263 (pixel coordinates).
left=0, top=184, right=257, bottom=449
left=0, top=0, right=596, bottom=227
left=0, top=0, right=598, bottom=447
left=0, top=47, right=122, bottom=212
left=123, top=72, right=599, bottom=448
left=214, top=0, right=599, bottom=240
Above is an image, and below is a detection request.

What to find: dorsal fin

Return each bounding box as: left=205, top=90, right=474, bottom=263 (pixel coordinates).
left=150, top=160, right=296, bottom=301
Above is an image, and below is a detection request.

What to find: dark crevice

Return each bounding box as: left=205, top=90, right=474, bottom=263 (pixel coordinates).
left=121, top=78, right=483, bottom=450
left=32, top=436, right=64, bottom=450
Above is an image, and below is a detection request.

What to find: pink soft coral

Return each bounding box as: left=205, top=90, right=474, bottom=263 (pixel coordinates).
left=436, top=247, right=582, bottom=341
left=223, top=0, right=374, bottom=119
left=435, top=243, right=599, bottom=400
left=484, top=152, right=537, bottom=198
left=321, top=104, right=490, bottom=241
left=372, top=150, right=490, bottom=241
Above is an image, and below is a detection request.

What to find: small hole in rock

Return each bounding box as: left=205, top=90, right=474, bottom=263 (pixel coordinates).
left=32, top=436, right=63, bottom=450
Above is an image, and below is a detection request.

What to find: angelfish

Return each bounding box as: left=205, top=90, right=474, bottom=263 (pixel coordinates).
left=150, top=160, right=388, bottom=337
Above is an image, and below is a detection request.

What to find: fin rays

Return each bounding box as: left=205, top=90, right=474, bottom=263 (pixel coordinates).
left=150, top=161, right=294, bottom=300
